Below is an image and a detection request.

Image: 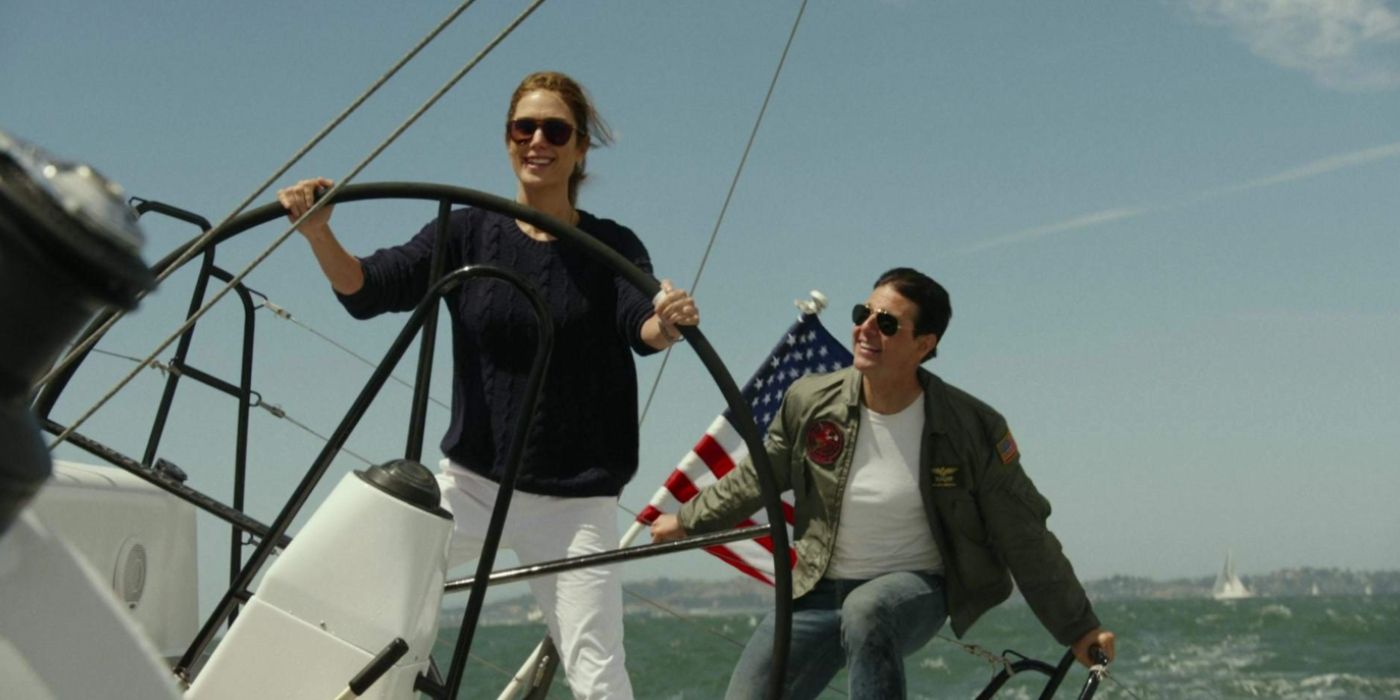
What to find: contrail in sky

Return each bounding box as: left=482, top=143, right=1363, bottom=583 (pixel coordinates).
left=1207, top=140, right=1400, bottom=195
left=960, top=208, right=1147, bottom=255
left=962, top=139, right=1400, bottom=254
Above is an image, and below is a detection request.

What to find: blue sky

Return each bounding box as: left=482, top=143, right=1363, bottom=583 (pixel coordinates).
left=5, top=0, right=1399, bottom=612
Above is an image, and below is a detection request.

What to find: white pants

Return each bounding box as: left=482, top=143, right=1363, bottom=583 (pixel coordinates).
left=436, top=462, right=634, bottom=700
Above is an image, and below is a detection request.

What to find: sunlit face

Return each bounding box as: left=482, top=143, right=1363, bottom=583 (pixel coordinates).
left=507, top=89, right=585, bottom=196
left=852, top=284, right=937, bottom=380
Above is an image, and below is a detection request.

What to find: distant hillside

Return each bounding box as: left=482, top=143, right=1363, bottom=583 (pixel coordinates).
left=450, top=567, right=1397, bottom=626
left=1084, top=567, right=1399, bottom=600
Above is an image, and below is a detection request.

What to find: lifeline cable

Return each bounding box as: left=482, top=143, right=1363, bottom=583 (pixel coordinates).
left=48, top=0, right=547, bottom=451
left=87, top=345, right=378, bottom=467
left=256, top=297, right=450, bottom=410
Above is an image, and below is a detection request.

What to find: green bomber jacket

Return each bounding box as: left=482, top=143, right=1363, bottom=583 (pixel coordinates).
left=677, top=366, right=1100, bottom=646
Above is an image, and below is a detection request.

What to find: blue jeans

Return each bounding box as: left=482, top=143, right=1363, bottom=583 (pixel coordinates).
left=725, top=571, right=948, bottom=700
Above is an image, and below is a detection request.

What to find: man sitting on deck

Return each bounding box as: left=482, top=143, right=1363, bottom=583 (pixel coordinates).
left=651, top=267, right=1115, bottom=699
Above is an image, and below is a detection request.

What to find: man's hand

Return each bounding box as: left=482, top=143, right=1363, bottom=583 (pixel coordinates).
left=650, top=513, right=687, bottom=543
left=1071, top=628, right=1115, bottom=668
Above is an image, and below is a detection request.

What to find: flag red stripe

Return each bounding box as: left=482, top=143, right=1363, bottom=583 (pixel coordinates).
left=703, top=544, right=773, bottom=585
left=694, top=433, right=736, bottom=478
left=732, top=519, right=798, bottom=568
left=662, top=470, right=698, bottom=503
left=697, top=436, right=795, bottom=524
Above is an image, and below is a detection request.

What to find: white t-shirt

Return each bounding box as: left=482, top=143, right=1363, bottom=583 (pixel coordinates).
left=826, top=396, right=944, bottom=579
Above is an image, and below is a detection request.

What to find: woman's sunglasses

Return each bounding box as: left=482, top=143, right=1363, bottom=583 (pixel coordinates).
left=852, top=304, right=901, bottom=336
left=507, top=118, right=576, bottom=147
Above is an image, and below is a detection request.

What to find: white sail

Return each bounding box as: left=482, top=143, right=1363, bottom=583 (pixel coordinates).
left=1212, top=549, right=1253, bottom=600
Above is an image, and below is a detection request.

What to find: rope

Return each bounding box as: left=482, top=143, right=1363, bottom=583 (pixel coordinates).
left=637, top=0, right=810, bottom=426
left=935, top=634, right=1019, bottom=680
left=47, top=0, right=547, bottom=451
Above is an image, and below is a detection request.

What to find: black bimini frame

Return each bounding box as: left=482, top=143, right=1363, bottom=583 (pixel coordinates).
left=35, top=182, right=793, bottom=700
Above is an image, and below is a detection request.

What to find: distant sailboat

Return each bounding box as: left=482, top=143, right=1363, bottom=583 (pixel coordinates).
left=1212, top=549, right=1253, bottom=600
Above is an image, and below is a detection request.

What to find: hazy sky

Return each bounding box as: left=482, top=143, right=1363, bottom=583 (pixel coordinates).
left=5, top=0, right=1399, bottom=613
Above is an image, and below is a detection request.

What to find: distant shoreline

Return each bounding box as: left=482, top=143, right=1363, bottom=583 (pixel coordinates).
left=453, top=566, right=1397, bottom=625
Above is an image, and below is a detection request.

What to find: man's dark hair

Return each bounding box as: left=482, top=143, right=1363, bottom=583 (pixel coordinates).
left=874, top=267, right=951, bottom=361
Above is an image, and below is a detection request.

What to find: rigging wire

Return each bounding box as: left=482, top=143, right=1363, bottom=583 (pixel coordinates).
left=254, top=296, right=451, bottom=411
left=1107, top=673, right=1148, bottom=700
left=88, top=347, right=172, bottom=375
left=37, top=0, right=483, bottom=393
left=637, top=0, right=809, bottom=426
left=48, top=0, right=548, bottom=452
left=82, top=345, right=378, bottom=467
left=253, top=400, right=376, bottom=467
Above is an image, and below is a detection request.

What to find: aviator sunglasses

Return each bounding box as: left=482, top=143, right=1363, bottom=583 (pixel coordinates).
left=852, top=304, right=901, bottom=336
left=507, top=118, right=576, bottom=147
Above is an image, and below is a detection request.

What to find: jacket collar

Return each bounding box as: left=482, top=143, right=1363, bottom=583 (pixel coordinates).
left=839, top=366, right=951, bottom=435
left=917, top=367, right=953, bottom=435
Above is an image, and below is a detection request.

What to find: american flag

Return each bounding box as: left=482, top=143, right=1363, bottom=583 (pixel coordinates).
left=633, top=312, right=853, bottom=585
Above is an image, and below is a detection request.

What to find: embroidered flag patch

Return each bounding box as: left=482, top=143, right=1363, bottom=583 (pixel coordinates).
left=996, top=431, right=1019, bottom=464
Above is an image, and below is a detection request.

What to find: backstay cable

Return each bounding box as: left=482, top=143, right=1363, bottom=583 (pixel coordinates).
left=48, top=0, right=548, bottom=451
left=638, top=0, right=809, bottom=426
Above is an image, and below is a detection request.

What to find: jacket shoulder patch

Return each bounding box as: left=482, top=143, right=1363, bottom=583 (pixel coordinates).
left=996, top=430, right=1019, bottom=464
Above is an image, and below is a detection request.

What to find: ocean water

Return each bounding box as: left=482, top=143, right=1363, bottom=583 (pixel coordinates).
left=433, top=595, right=1400, bottom=699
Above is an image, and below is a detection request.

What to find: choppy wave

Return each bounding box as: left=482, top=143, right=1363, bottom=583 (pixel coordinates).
left=436, top=594, right=1399, bottom=699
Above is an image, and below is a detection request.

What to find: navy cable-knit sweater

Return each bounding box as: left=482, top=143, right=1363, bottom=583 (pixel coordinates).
left=337, top=207, right=659, bottom=497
